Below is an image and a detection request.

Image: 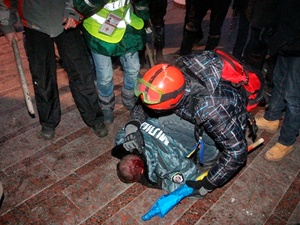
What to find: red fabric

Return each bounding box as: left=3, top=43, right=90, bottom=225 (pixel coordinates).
left=215, top=49, right=263, bottom=112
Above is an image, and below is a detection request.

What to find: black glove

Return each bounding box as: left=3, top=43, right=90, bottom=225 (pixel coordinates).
left=186, top=177, right=216, bottom=198
left=123, top=130, right=144, bottom=153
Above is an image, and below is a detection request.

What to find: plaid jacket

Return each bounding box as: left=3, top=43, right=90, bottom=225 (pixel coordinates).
left=130, top=51, right=248, bottom=187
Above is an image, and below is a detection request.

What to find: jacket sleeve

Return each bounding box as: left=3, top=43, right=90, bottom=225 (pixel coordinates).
left=195, top=83, right=248, bottom=187
left=0, top=0, right=18, bottom=34
left=0, top=1, right=10, bottom=25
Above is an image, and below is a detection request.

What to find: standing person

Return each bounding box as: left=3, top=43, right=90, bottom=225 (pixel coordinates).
left=232, top=0, right=250, bottom=60
left=74, top=0, right=147, bottom=123
left=136, top=0, right=168, bottom=66
left=148, top=0, right=168, bottom=64
left=178, top=0, right=232, bottom=56
left=243, top=0, right=279, bottom=70
left=118, top=50, right=251, bottom=198
left=255, top=0, right=300, bottom=161
left=0, top=0, right=18, bottom=42
left=2, top=0, right=108, bottom=140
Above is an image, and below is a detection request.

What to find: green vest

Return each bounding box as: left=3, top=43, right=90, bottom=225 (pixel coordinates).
left=83, top=0, right=144, bottom=44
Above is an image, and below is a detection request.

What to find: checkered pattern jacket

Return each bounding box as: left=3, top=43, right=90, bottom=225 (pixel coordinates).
left=130, top=51, right=249, bottom=187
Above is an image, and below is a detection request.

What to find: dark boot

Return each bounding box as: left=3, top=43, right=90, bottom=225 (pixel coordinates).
left=155, top=47, right=165, bottom=64
left=205, top=35, right=220, bottom=50
left=153, top=25, right=165, bottom=64
left=138, top=47, right=147, bottom=69
left=121, top=87, right=137, bottom=111
left=179, top=30, right=196, bottom=56
left=99, top=94, right=115, bottom=123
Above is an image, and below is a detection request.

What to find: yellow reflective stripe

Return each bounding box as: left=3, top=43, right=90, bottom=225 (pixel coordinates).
left=83, top=0, right=144, bottom=43
left=91, top=14, right=106, bottom=24
left=83, top=17, right=126, bottom=43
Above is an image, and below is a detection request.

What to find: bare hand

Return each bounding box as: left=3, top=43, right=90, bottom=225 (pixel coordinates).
left=62, top=18, right=78, bottom=30
left=5, top=32, right=18, bottom=46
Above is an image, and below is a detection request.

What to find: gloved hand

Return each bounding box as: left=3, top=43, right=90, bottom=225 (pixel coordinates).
left=123, top=130, right=144, bottom=153
left=186, top=176, right=216, bottom=198
left=125, top=124, right=139, bottom=136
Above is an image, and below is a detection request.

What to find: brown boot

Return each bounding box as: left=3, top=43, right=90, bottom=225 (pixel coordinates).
left=255, top=117, right=279, bottom=132
left=264, top=142, right=293, bottom=161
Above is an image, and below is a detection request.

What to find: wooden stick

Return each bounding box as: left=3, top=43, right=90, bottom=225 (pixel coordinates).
left=248, top=138, right=264, bottom=152
left=12, top=38, right=35, bottom=117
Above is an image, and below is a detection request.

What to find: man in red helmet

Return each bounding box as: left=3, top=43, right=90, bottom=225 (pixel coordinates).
left=114, top=50, right=249, bottom=197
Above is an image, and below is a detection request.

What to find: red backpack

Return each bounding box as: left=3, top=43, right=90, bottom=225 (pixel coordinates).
left=214, top=49, right=265, bottom=112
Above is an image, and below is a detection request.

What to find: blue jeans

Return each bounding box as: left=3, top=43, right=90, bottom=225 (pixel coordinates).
left=158, top=114, right=220, bottom=164
left=91, top=51, right=140, bottom=109
left=264, top=56, right=300, bottom=146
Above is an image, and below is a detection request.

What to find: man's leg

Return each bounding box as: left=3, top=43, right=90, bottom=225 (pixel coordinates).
left=55, top=29, right=107, bottom=136
left=179, top=0, right=207, bottom=55
left=90, top=51, right=115, bottom=123
left=120, top=52, right=140, bottom=110
left=232, top=10, right=250, bottom=60
left=24, top=27, right=60, bottom=139
left=149, top=0, right=168, bottom=63
left=205, top=0, right=231, bottom=50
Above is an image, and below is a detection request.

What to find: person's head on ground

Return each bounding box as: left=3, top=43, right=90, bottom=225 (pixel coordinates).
left=117, top=154, right=145, bottom=183
left=134, top=64, right=186, bottom=110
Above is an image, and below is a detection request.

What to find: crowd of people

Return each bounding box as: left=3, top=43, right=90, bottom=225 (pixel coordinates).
left=1, top=0, right=299, bottom=206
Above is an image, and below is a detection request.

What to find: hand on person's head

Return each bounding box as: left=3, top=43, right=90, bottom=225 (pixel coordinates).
left=123, top=123, right=144, bottom=153
left=123, top=130, right=144, bottom=153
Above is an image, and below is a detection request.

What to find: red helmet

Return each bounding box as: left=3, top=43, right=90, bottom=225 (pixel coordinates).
left=135, top=64, right=185, bottom=110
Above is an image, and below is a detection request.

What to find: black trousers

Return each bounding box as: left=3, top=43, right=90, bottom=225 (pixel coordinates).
left=148, top=0, right=168, bottom=27
left=187, top=0, right=231, bottom=36
left=24, top=27, right=104, bottom=130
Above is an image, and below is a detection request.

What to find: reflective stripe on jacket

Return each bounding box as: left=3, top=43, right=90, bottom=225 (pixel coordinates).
left=83, top=0, right=144, bottom=44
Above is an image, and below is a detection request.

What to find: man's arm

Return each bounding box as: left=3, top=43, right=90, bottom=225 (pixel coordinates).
left=0, top=0, right=18, bottom=45
left=0, top=0, right=10, bottom=26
